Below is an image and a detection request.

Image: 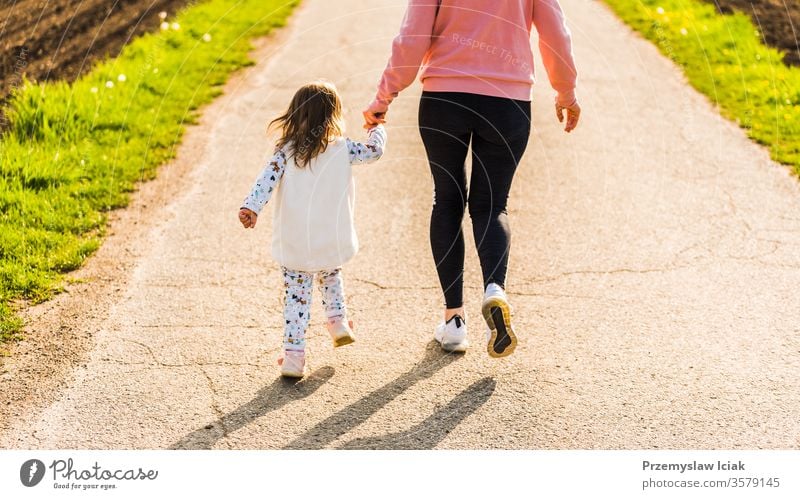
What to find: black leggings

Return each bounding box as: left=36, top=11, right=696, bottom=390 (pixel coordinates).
left=419, top=91, right=531, bottom=309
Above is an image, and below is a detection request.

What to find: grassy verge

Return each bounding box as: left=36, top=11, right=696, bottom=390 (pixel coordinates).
left=0, top=0, right=299, bottom=345
left=603, top=0, right=800, bottom=169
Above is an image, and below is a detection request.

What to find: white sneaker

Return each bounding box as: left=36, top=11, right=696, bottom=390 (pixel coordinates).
left=434, top=315, right=469, bottom=352
left=482, top=283, right=517, bottom=358
left=278, top=349, right=306, bottom=378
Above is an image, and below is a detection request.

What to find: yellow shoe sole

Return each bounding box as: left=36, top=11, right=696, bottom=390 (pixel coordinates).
left=482, top=297, right=517, bottom=358
left=330, top=320, right=356, bottom=348
left=333, top=334, right=355, bottom=348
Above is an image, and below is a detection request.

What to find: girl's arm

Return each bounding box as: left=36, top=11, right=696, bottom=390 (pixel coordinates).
left=533, top=0, right=578, bottom=107
left=347, top=125, right=387, bottom=165
left=369, top=0, right=438, bottom=114
left=241, top=148, right=288, bottom=214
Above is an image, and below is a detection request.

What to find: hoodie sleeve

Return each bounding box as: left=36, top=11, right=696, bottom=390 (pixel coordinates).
left=370, top=0, right=438, bottom=112
left=533, top=0, right=578, bottom=106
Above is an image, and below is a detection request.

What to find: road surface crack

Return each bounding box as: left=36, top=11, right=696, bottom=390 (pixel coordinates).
left=115, top=339, right=266, bottom=368
left=523, top=264, right=692, bottom=284
left=198, top=366, right=227, bottom=439
left=350, top=277, right=439, bottom=291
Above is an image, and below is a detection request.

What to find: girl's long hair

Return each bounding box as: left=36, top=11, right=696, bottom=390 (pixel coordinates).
left=269, top=80, right=345, bottom=168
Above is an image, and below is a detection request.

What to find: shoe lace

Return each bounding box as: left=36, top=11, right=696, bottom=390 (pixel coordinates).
left=447, top=315, right=465, bottom=328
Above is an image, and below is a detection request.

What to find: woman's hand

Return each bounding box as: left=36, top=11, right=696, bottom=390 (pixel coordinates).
left=238, top=208, right=258, bottom=228
left=556, top=99, right=581, bottom=133
left=363, top=100, right=388, bottom=129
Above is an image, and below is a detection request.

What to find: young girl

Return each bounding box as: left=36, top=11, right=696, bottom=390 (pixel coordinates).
left=238, top=81, right=387, bottom=378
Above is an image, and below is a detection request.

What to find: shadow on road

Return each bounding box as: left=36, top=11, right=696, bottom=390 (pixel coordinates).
left=284, top=342, right=469, bottom=449
left=171, top=366, right=335, bottom=450
left=337, top=377, right=496, bottom=449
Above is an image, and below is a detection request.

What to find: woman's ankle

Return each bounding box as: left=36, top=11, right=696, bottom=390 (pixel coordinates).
left=444, top=307, right=465, bottom=322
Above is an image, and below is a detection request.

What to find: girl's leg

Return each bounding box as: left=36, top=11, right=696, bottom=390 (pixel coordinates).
left=318, top=268, right=355, bottom=347
left=468, top=97, right=531, bottom=289
left=418, top=92, right=472, bottom=314
left=282, top=267, right=313, bottom=351
left=317, top=268, right=346, bottom=319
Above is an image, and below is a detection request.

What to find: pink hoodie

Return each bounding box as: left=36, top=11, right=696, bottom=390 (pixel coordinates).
left=371, top=0, right=578, bottom=111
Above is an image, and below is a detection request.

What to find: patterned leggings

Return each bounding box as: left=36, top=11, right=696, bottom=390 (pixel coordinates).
left=282, top=267, right=346, bottom=351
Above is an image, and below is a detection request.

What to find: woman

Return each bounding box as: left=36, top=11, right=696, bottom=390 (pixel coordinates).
left=364, top=0, right=580, bottom=358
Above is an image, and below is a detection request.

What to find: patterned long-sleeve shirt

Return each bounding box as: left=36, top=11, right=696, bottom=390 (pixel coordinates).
left=241, top=125, right=387, bottom=215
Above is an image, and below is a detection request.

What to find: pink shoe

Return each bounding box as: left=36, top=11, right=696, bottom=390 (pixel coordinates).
left=277, top=349, right=306, bottom=378
left=326, top=317, right=355, bottom=347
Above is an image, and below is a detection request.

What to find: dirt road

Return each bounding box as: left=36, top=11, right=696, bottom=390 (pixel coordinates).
left=2, top=0, right=799, bottom=449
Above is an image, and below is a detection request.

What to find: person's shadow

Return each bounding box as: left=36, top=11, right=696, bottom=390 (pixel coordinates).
left=337, top=377, right=496, bottom=449
left=285, top=342, right=493, bottom=449
left=171, top=366, right=335, bottom=450
left=172, top=343, right=495, bottom=450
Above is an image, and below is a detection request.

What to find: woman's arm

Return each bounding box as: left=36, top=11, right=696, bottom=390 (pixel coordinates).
left=368, top=0, right=439, bottom=116
left=348, top=125, right=387, bottom=165
left=533, top=0, right=578, bottom=107
left=241, top=148, right=288, bottom=215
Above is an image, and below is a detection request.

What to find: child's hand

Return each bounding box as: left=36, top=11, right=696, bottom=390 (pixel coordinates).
left=239, top=208, right=258, bottom=228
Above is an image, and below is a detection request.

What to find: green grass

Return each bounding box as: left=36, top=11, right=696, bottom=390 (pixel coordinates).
left=0, top=0, right=299, bottom=344
left=603, top=0, right=800, bottom=169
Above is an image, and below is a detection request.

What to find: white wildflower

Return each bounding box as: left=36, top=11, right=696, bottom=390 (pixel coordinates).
left=105, top=80, right=114, bottom=88
left=117, top=74, right=127, bottom=82
left=159, top=11, right=168, bottom=20
left=171, top=22, right=180, bottom=31
left=160, top=21, right=169, bottom=30
left=656, top=7, right=664, bottom=14
left=680, top=28, right=688, bottom=36
left=202, top=33, right=212, bottom=43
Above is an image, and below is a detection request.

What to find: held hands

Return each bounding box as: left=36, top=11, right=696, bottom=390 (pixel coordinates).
left=239, top=208, right=258, bottom=228
left=362, top=111, right=386, bottom=129
left=556, top=99, right=581, bottom=133
left=362, top=100, right=388, bottom=129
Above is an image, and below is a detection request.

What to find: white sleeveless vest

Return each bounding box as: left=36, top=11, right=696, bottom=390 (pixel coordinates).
left=270, top=138, right=358, bottom=272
